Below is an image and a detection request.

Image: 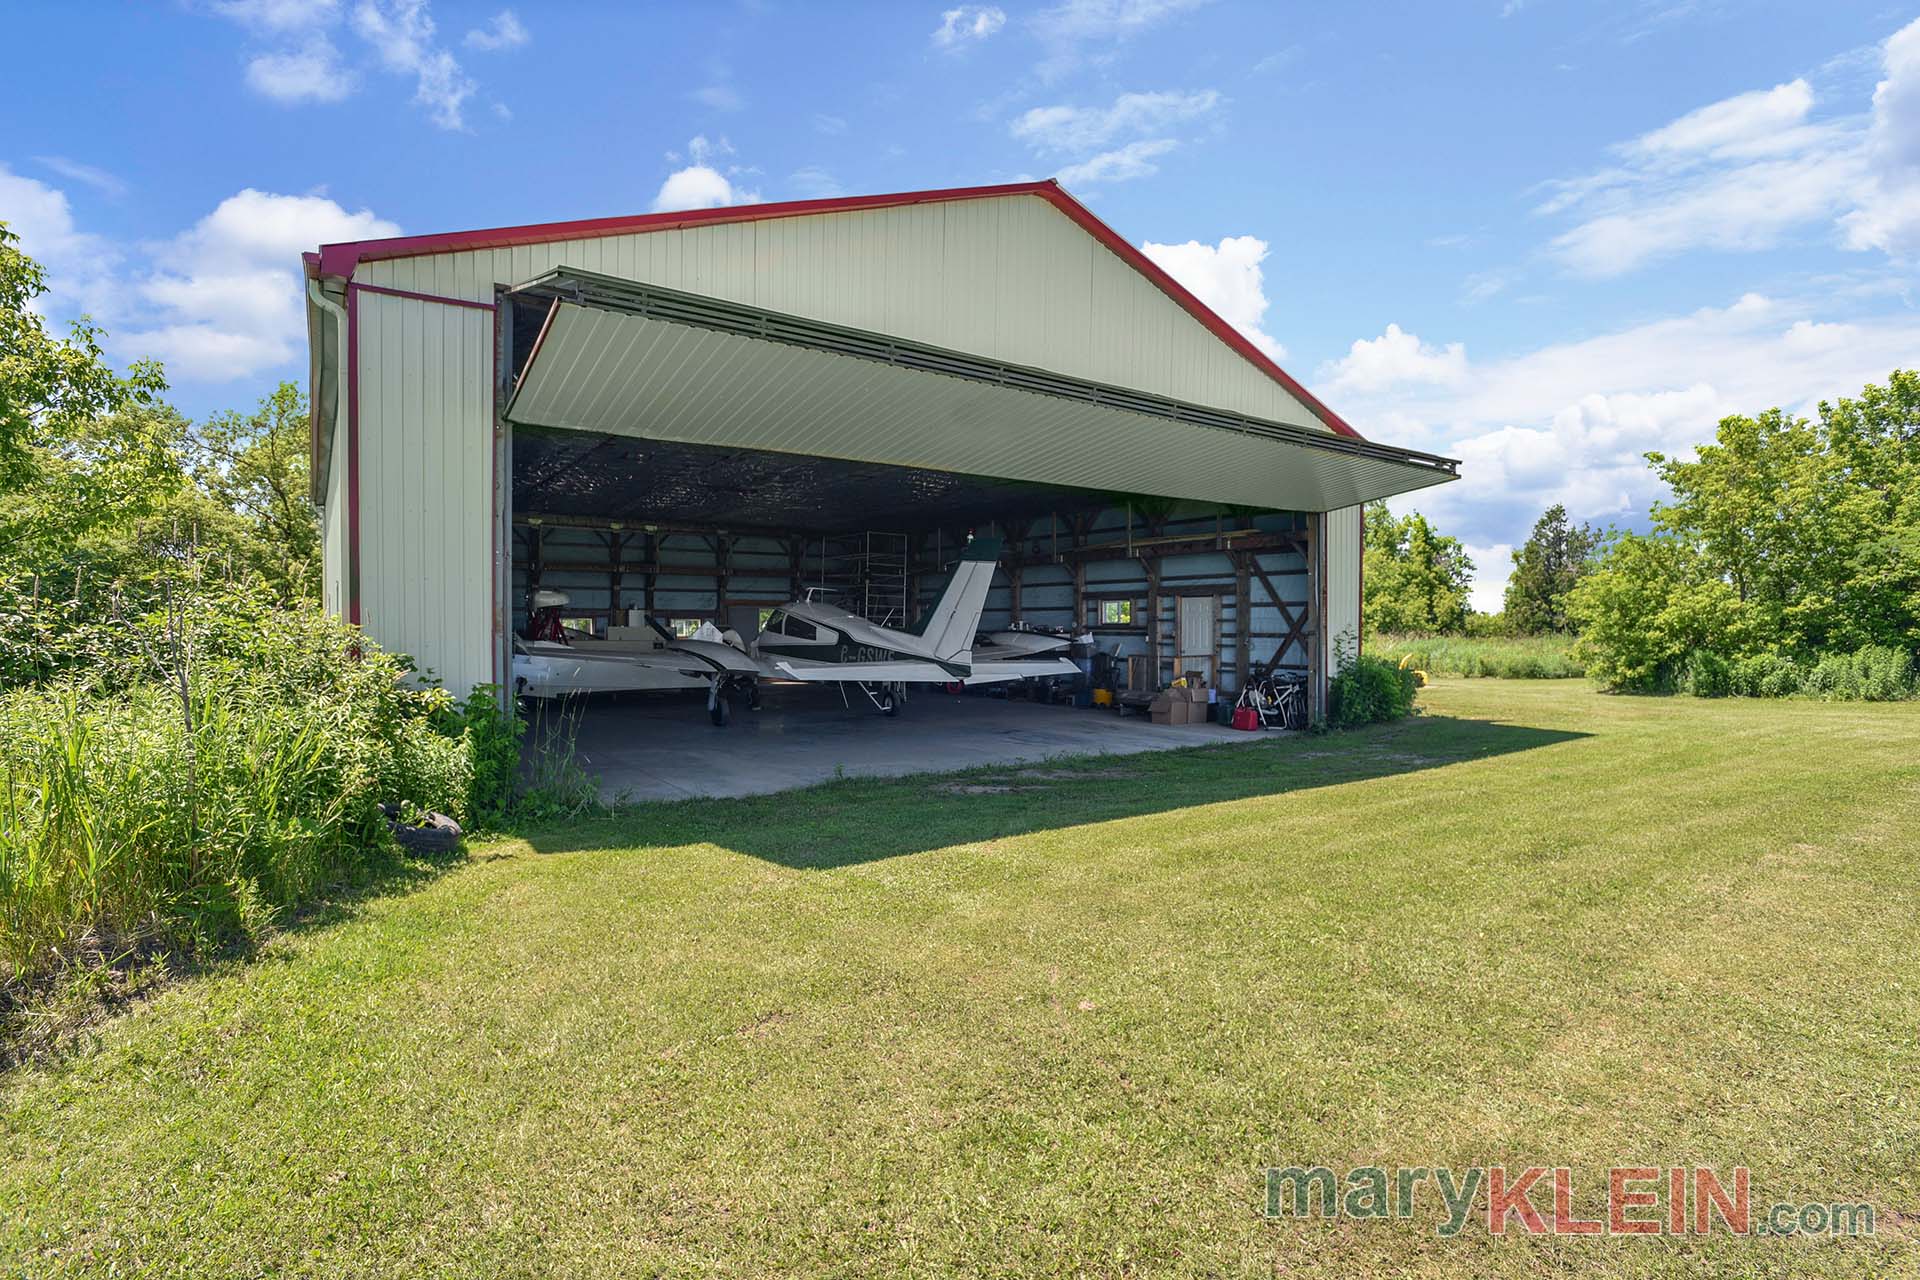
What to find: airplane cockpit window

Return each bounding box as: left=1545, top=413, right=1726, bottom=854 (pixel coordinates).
left=762, top=610, right=786, bottom=636
left=784, top=616, right=819, bottom=641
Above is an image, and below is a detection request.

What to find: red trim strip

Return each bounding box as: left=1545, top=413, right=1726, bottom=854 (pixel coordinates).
left=345, top=285, right=361, bottom=626
left=311, top=179, right=1364, bottom=439
left=348, top=281, right=498, bottom=312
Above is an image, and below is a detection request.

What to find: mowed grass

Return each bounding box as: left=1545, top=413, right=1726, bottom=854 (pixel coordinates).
left=1369, top=632, right=1585, bottom=679
left=3, top=681, right=1918, bottom=1277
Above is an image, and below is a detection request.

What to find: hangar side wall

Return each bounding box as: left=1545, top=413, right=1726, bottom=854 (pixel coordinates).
left=1323, top=504, right=1363, bottom=675
left=354, top=290, right=497, bottom=692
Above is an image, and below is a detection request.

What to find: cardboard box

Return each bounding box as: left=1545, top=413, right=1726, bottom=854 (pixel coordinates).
left=1149, top=692, right=1176, bottom=725
left=1185, top=684, right=1208, bottom=703
left=1176, top=700, right=1202, bottom=724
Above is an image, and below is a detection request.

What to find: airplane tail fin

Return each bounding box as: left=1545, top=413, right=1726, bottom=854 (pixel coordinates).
left=914, top=536, right=1002, bottom=664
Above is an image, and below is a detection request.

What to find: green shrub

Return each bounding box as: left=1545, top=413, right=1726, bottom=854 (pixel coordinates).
left=1730, top=653, right=1803, bottom=698
left=1805, top=645, right=1916, bottom=702
left=1681, top=650, right=1733, bottom=697
left=1329, top=651, right=1419, bottom=727
left=0, top=582, right=473, bottom=986
left=454, top=684, right=523, bottom=830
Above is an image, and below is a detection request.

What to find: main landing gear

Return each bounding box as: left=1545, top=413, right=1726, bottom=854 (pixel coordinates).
left=707, top=674, right=760, bottom=727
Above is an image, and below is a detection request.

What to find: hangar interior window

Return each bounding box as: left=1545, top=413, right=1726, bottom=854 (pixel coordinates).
left=669, top=618, right=709, bottom=639
left=1100, top=600, right=1134, bottom=626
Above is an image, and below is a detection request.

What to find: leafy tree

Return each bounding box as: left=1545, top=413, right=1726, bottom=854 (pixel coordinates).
left=1568, top=531, right=1754, bottom=691
left=1503, top=504, right=1597, bottom=634
left=0, top=222, right=165, bottom=492
left=1362, top=503, right=1475, bottom=633
left=1570, top=370, right=1920, bottom=689
left=188, top=382, right=320, bottom=599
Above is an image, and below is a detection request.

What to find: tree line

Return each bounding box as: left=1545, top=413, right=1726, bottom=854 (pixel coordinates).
left=1361, top=372, right=1919, bottom=696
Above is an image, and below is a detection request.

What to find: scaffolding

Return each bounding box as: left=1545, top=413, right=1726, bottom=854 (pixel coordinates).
left=815, top=531, right=910, bottom=626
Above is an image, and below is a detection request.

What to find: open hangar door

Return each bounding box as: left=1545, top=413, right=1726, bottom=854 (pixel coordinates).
left=497, top=268, right=1457, bottom=720
left=508, top=429, right=1317, bottom=703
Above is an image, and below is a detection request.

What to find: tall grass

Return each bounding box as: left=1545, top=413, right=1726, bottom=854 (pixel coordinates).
left=1367, top=631, right=1585, bottom=679
left=0, top=584, right=476, bottom=988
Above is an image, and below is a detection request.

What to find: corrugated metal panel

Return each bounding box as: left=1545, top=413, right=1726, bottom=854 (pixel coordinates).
left=321, top=426, right=346, bottom=616
left=508, top=304, right=1452, bottom=512
left=1323, top=504, right=1363, bottom=675
left=358, top=194, right=1322, bottom=427
left=356, top=290, right=495, bottom=691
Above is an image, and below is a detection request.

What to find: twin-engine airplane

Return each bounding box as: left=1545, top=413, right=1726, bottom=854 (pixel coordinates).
left=513, top=536, right=1080, bottom=724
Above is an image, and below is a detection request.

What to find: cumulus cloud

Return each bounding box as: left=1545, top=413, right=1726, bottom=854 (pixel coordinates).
left=0, top=164, right=118, bottom=314
left=1141, top=235, right=1287, bottom=361
left=651, top=137, right=762, bottom=213
left=462, top=9, right=527, bottom=51
left=124, top=190, right=400, bottom=381
left=5, top=169, right=398, bottom=384
left=1326, top=294, right=1920, bottom=603
left=1840, top=17, right=1920, bottom=255
left=1320, top=324, right=1468, bottom=395
left=933, top=5, right=1006, bottom=47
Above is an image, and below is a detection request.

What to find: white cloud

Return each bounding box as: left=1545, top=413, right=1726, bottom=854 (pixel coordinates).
left=1840, top=17, right=1920, bottom=255
left=1330, top=293, right=1920, bottom=604
left=350, top=0, right=476, bottom=129
left=245, top=37, right=354, bottom=102
left=812, top=113, right=847, bottom=135
left=1625, top=79, right=1819, bottom=162
left=463, top=9, right=527, bottom=51
left=1012, top=89, right=1218, bottom=152
left=1031, top=0, right=1208, bottom=43
left=211, top=0, right=340, bottom=32
left=1029, top=0, right=1211, bottom=80
left=125, top=189, right=399, bottom=381
left=0, top=164, right=118, bottom=314
left=1463, top=543, right=1514, bottom=614
left=1141, top=235, right=1287, bottom=361
left=1536, top=20, right=1920, bottom=275
left=651, top=137, right=762, bottom=213
left=933, top=5, right=1006, bottom=47
left=1320, top=324, right=1468, bottom=395
left=32, top=156, right=125, bottom=199
left=1055, top=138, right=1178, bottom=185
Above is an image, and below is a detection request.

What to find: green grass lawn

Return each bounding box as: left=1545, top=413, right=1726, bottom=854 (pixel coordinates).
left=3, top=681, right=1917, bottom=1277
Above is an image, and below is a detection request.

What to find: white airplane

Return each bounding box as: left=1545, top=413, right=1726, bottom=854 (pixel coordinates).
left=652, top=536, right=1080, bottom=724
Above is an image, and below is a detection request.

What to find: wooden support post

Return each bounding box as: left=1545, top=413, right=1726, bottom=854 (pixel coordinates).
left=1145, top=553, right=1162, bottom=689
left=1233, top=550, right=1251, bottom=694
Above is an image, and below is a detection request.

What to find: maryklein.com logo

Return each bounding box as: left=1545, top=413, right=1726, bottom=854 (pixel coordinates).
left=1264, top=1165, right=1875, bottom=1240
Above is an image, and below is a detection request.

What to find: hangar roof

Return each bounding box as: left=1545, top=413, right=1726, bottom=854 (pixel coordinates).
left=306, top=179, right=1366, bottom=441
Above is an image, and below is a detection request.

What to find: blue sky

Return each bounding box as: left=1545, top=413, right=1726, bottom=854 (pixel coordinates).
left=5, top=0, right=1920, bottom=606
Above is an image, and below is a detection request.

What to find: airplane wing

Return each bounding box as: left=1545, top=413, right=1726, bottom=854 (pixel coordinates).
left=962, top=656, right=1081, bottom=685
left=771, top=658, right=957, bottom=683
left=663, top=638, right=767, bottom=676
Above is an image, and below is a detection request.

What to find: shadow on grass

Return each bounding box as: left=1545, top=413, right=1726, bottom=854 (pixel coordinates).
left=514, top=711, right=1587, bottom=869
left=0, top=844, right=473, bottom=1074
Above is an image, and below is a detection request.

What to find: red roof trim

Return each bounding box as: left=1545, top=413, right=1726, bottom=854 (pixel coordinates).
left=312, top=179, right=1364, bottom=439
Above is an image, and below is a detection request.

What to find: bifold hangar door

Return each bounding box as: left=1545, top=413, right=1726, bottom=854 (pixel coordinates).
left=503, top=268, right=1458, bottom=513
